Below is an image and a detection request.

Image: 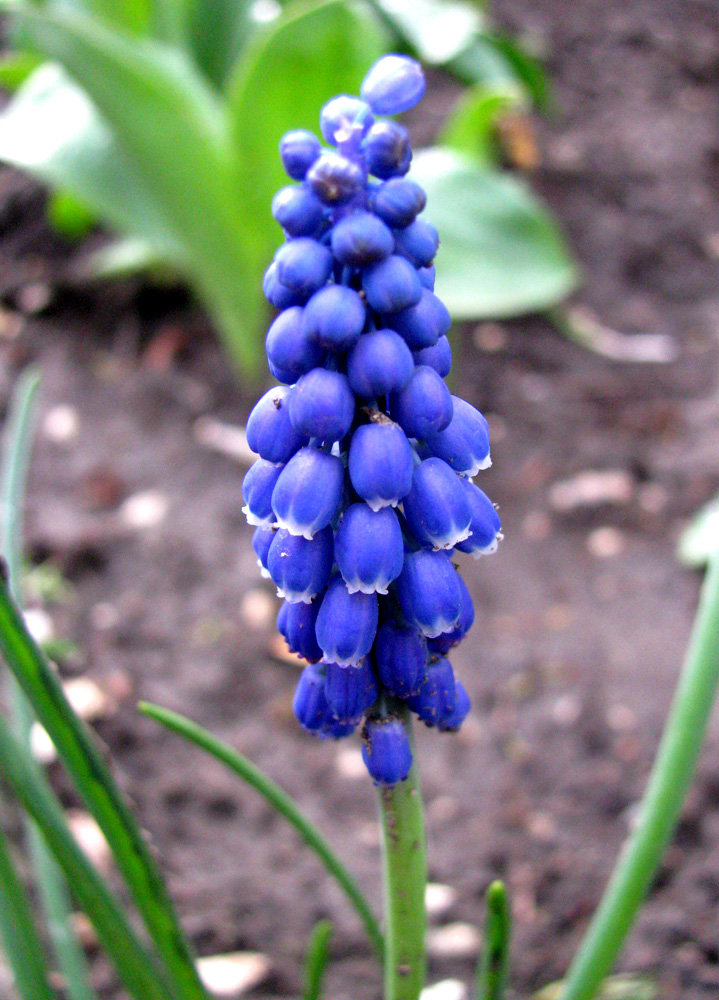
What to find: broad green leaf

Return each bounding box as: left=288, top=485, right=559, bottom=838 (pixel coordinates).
left=368, top=0, right=482, bottom=64
left=47, top=189, right=97, bottom=237
left=184, top=0, right=254, bottom=89
left=58, top=0, right=152, bottom=35
left=85, top=236, right=171, bottom=280
left=8, top=4, right=263, bottom=372
left=0, top=50, right=43, bottom=89
left=0, top=574, right=208, bottom=1000
left=410, top=147, right=577, bottom=318
left=438, top=82, right=521, bottom=167
left=449, top=32, right=548, bottom=109
left=678, top=496, right=719, bottom=568
left=229, top=0, right=387, bottom=281
left=0, top=64, right=184, bottom=261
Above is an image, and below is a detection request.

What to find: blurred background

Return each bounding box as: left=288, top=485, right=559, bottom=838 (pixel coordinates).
left=0, top=0, right=718, bottom=998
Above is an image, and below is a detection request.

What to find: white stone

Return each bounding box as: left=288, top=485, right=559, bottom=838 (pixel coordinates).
left=119, top=489, right=169, bottom=529
left=421, top=980, right=467, bottom=1000
left=196, top=952, right=270, bottom=996
left=427, top=922, right=480, bottom=958
left=43, top=404, right=79, bottom=443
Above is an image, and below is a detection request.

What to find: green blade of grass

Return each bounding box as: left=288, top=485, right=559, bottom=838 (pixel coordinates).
left=303, top=920, right=332, bottom=1000
left=1, top=369, right=99, bottom=1000
left=0, top=823, right=57, bottom=1000
left=476, top=880, right=511, bottom=1000
left=0, top=577, right=209, bottom=1000
left=0, top=713, right=175, bottom=1000
left=139, top=701, right=384, bottom=961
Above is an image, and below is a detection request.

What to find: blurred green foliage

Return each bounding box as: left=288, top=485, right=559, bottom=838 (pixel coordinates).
left=0, top=0, right=576, bottom=376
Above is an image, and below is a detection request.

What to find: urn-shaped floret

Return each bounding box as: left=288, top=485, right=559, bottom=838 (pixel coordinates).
left=315, top=576, right=379, bottom=666
left=374, top=622, right=427, bottom=697
left=271, top=447, right=344, bottom=539
left=361, top=715, right=413, bottom=785
left=348, top=422, right=414, bottom=511
left=334, top=503, right=404, bottom=594
left=267, top=526, right=334, bottom=604
left=402, top=457, right=472, bottom=550
left=396, top=550, right=462, bottom=638
left=324, top=657, right=378, bottom=724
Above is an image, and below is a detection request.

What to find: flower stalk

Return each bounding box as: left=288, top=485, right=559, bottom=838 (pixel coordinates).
left=377, top=709, right=426, bottom=1000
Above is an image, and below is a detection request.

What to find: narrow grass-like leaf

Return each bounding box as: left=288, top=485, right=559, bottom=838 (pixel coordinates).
left=0, top=826, right=57, bottom=1000
left=1, top=369, right=99, bottom=1000
left=0, top=714, right=176, bottom=1000
left=476, top=880, right=511, bottom=1000
left=139, top=701, right=384, bottom=961
left=0, top=579, right=209, bottom=1000
left=410, top=147, right=577, bottom=318
left=303, top=920, right=332, bottom=1000
left=678, top=495, right=719, bottom=569
left=228, top=0, right=387, bottom=291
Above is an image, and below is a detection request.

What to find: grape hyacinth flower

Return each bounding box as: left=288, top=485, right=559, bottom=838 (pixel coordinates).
left=243, top=54, right=502, bottom=787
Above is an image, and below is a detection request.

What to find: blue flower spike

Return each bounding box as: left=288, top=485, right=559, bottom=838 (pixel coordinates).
left=244, top=55, right=501, bottom=781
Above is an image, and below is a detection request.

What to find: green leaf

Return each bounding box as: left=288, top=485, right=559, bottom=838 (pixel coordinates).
left=0, top=64, right=184, bottom=261
left=437, top=83, right=521, bottom=167
left=477, top=880, right=511, bottom=1000
left=536, top=975, right=657, bottom=1000
left=678, top=496, right=719, bottom=569
left=228, top=0, right=387, bottom=288
left=8, top=4, right=265, bottom=373
left=84, top=236, right=172, bottom=281
left=410, top=147, right=577, bottom=318
left=47, top=189, right=97, bottom=237
left=303, top=920, right=332, bottom=1000
left=0, top=715, right=176, bottom=1000
left=184, top=0, right=253, bottom=89
left=0, top=826, right=57, bottom=1000
left=139, top=701, right=384, bottom=961
left=448, top=33, right=548, bottom=110
left=368, top=0, right=482, bottom=64
left=0, top=50, right=43, bottom=89
left=0, top=577, right=209, bottom=1000
left=66, top=0, right=152, bottom=35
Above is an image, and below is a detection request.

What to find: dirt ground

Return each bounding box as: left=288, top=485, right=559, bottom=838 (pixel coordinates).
left=1, top=0, right=719, bottom=997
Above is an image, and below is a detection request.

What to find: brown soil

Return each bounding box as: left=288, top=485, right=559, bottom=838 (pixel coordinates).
left=1, top=0, right=719, bottom=997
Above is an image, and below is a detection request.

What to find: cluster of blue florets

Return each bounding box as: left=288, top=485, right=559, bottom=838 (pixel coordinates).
left=243, top=55, right=501, bottom=787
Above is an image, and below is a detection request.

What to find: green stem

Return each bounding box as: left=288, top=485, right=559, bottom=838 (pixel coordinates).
left=377, top=710, right=426, bottom=1000
left=139, top=701, right=384, bottom=961
left=560, top=551, right=719, bottom=1000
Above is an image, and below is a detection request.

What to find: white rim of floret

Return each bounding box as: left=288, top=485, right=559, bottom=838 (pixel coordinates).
left=321, top=658, right=364, bottom=670
left=257, top=561, right=272, bottom=580
left=276, top=585, right=318, bottom=604
left=364, top=495, right=400, bottom=513
left=321, top=650, right=366, bottom=667
left=242, top=505, right=275, bottom=529
left=429, top=524, right=472, bottom=551
left=273, top=513, right=316, bottom=540
left=343, top=573, right=391, bottom=596
left=468, top=530, right=503, bottom=559
left=418, top=612, right=462, bottom=640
